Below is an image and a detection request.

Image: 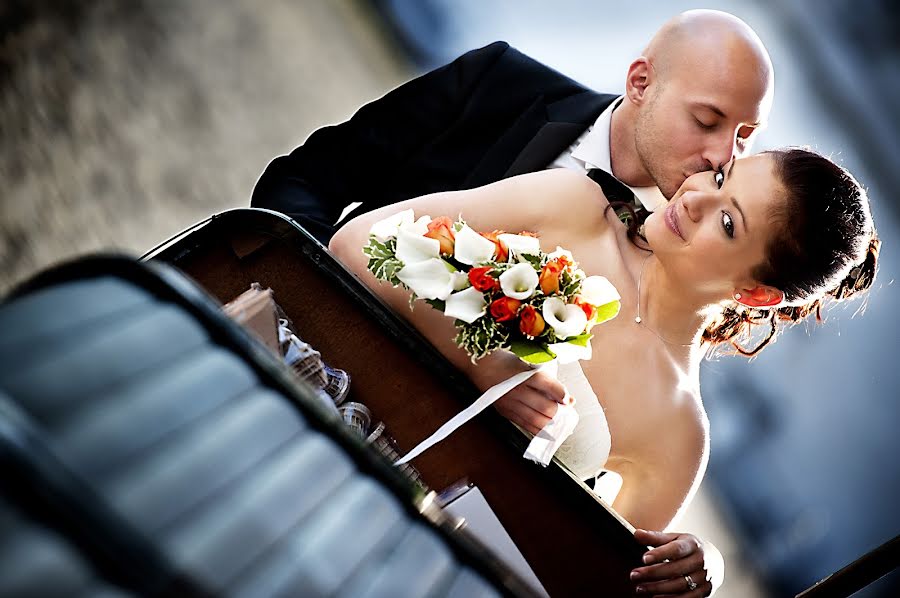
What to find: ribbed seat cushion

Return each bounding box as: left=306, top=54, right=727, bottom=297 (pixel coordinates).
left=0, top=494, right=130, bottom=597
left=0, top=266, right=509, bottom=597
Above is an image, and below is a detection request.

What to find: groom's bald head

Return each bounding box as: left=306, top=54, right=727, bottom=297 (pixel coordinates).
left=646, top=10, right=773, bottom=88
left=612, top=10, right=774, bottom=199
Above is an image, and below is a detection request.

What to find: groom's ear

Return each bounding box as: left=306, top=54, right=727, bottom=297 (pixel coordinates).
left=625, top=57, right=652, bottom=104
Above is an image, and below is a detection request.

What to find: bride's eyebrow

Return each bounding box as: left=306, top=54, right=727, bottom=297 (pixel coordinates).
left=731, top=196, right=747, bottom=234
left=727, top=161, right=747, bottom=233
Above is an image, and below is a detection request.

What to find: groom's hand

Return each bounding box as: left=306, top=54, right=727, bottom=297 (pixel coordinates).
left=493, top=371, right=570, bottom=434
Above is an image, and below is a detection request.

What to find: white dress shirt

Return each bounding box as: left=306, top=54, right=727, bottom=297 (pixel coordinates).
left=549, top=97, right=667, bottom=212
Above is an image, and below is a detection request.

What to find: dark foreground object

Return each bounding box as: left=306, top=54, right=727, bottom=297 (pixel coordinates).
left=795, top=533, right=900, bottom=598
left=0, top=252, right=538, bottom=597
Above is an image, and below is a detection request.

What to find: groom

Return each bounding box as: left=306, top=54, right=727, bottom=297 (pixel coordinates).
left=251, top=9, right=773, bottom=247
left=252, top=9, right=773, bottom=597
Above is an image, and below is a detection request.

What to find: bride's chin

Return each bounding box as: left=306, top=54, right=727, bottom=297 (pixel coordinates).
left=642, top=213, right=663, bottom=247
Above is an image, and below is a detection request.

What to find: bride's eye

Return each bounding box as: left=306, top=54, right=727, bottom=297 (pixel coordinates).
left=714, top=170, right=725, bottom=188
left=722, top=211, right=735, bottom=238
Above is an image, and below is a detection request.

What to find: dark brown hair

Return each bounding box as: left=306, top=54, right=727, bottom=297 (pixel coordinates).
left=701, top=148, right=879, bottom=356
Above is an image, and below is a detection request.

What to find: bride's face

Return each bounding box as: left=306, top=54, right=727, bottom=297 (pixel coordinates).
left=643, top=153, right=783, bottom=296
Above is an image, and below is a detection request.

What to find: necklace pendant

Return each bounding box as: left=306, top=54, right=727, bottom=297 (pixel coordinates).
left=634, top=316, right=642, bottom=324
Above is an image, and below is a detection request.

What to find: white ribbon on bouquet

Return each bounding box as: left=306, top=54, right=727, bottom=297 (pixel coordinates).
left=395, top=361, right=579, bottom=467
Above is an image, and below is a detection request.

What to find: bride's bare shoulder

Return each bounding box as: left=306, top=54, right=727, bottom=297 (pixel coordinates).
left=507, top=169, right=611, bottom=228
left=518, top=168, right=609, bottom=205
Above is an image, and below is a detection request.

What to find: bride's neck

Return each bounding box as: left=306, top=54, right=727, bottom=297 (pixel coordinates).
left=634, top=255, right=712, bottom=355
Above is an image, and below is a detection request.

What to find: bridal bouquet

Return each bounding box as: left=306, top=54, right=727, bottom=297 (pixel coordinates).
left=363, top=209, right=621, bottom=364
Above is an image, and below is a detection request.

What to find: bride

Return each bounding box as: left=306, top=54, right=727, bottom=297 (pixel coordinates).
left=329, top=148, right=878, bottom=596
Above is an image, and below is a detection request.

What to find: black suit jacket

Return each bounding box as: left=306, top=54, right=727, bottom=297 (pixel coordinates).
left=251, top=41, right=617, bottom=243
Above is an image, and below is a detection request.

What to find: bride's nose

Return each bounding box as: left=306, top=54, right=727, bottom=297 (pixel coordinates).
left=681, top=191, right=705, bottom=223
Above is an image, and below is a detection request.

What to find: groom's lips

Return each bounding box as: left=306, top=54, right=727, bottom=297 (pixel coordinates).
left=665, top=201, right=684, bottom=240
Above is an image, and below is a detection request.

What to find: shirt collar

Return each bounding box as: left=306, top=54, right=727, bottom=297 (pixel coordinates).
left=571, top=97, right=667, bottom=212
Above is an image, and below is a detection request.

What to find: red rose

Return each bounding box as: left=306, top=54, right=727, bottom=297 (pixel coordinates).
left=481, top=230, right=509, bottom=262
left=539, top=258, right=565, bottom=295
left=468, top=266, right=499, bottom=292
left=490, top=296, right=521, bottom=322
left=519, top=304, right=545, bottom=338
left=424, top=216, right=455, bottom=255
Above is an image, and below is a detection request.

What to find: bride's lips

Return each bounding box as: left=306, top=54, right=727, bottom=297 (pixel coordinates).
left=665, top=201, right=684, bottom=240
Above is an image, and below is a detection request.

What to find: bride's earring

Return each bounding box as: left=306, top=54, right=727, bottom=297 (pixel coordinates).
left=734, top=292, right=743, bottom=301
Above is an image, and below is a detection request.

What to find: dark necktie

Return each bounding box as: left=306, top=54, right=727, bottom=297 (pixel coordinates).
left=586, top=168, right=651, bottom=229
left=586, top=168, right=637, bottom=205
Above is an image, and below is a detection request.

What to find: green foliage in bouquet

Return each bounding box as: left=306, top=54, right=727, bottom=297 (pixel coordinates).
left=455, top=316, right=510, bottom=362
left=363, top=236, right=403, bottom=286
left=508, top=340, right=556, bottom=364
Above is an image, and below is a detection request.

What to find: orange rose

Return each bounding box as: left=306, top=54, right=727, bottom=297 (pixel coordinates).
left=539, top=259, right=565, bottom=295
left=490, top=296, right=521, bottom=322
left=468, top=266, right=500, bottom=292
left=519, top=304, right=545, bottom=338
left=573, top=296, right=595, bottom=320
left=481, top=230, right=509, bottom=262
left=424, top=216, right=455, bottom=255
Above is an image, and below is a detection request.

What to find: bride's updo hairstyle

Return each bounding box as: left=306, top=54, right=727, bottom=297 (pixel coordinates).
left=702, top=148, right=880, bottom=356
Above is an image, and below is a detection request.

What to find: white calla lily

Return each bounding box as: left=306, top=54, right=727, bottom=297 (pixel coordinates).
left=547, top=339, right=593, bottom=364
left=454, top=224, right=497, bottom=265
left=451, top=270, right=470, bottom=291
left=395, top=228, right=440, bottom=265
left=498, top=233, right=541, bottom=260
left=396, top=258, right=454, bottom=300
left=369, top=209, right=415, bottom=241
left=399, top=215, right=432, bottom=236
left=444, top=286, right=487, bottom=323
left=542, top=297, right=588, bottom=339
left=580, top=276, right=621, bottom=306
left=499, top=263, right=539, bottom=300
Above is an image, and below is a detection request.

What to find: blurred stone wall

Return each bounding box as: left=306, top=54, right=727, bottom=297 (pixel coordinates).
left=0, top=0, right=411, bottom=292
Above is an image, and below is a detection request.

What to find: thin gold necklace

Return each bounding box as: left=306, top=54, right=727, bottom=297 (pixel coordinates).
left=634, top=253, right=694, bottom=348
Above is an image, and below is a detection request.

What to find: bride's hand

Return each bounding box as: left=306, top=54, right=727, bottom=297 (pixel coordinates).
left=630, top=529, right=723, bottom=596
left=492, top=370, right=570, bottom=434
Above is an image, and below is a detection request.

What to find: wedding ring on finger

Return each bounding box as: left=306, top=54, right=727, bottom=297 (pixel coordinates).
left=684, top=574, right=698, bottom=591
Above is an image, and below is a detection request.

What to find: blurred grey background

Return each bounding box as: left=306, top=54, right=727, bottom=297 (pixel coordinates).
left=1, top=1, right=898, bottom=596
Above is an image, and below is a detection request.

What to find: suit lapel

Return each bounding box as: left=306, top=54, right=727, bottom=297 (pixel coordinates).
left=463, top=95, right=548, bottom=189
left=503, top=122, right=585, bottom=177
left=506, top=91, right=617, bottom=178
left=464, top=90, right=618, bottom=188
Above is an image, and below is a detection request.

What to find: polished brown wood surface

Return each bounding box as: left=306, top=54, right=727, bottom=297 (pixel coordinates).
left=150, top=209, right=646, bottom=596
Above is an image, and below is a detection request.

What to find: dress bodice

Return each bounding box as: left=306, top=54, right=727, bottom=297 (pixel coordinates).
left=552, top=361, right=612, bottom=481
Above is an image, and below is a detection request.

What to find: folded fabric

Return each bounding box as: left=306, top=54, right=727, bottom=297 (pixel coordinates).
left=222, top=283, right=281, bottom=354
left=522, top=400, right=580, bottom=466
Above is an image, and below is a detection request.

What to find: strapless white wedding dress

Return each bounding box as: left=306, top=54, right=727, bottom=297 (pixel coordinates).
left=552, top=361, right=612, bottom=482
